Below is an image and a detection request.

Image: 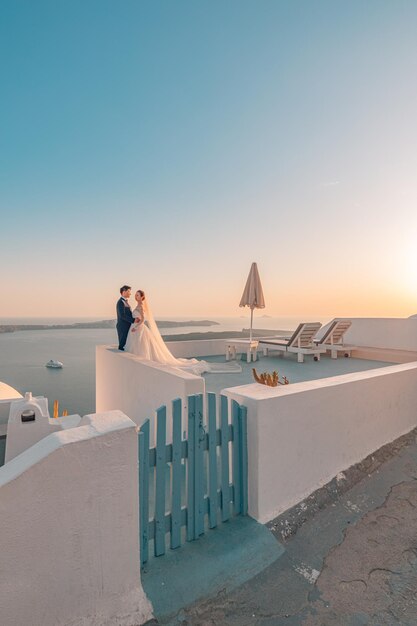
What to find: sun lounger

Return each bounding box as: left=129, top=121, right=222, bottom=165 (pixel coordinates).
left=258, top=322, right=325, bottom=363
left=314, top=320, right=353, bottom=359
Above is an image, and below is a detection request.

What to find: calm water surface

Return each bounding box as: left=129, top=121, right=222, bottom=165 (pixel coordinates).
left=0, top=329, right=114, bottom=416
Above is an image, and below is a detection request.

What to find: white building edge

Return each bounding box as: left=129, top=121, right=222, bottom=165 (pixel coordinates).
left=0, top=397, right=154, bottom=625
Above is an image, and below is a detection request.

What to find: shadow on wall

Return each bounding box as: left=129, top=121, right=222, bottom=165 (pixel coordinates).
left=0, top=437, right=5, bottom=466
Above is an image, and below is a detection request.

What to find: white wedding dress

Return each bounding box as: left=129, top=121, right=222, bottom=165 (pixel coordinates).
left=125, top=300, right=241, bottom=375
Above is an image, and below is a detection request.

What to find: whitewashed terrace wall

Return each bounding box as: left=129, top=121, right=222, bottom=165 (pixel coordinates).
left=224, top=362, right=417, bottom=523
left=0, top=410, right=153, bottom=626
left=4, top=394, right=83, bottom=463
left=166, top=338, right=232, bottom=358
left=333, top=317, right=417, bottom=354
left=166, top=329, right=417, bottom=363
left=96, top=345, right=204, bottom=442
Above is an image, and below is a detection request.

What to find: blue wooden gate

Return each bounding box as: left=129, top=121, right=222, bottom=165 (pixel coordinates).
left=138, top=392, right=248, bottom=566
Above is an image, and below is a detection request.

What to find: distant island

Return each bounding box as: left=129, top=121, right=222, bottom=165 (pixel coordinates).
left=0, top=319, right=219, bottom=334
left=158, top=320, right=219, bottom=328
left=162, top=329, right=289, bottom=341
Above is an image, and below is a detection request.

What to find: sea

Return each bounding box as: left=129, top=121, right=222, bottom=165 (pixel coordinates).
left=0, top=315, right=328, bottom=417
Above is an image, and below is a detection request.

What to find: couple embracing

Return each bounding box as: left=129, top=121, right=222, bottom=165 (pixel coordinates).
left=116, top=284, right=167, bottom=361
left=116, top=285, right=242, bottom=375
left=116, top=285, right=144, bottom=352
left=116, top=285, right=200, bottom=368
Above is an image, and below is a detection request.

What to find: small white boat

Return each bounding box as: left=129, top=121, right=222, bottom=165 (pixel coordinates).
left=45, top=360, right=63, bottom=369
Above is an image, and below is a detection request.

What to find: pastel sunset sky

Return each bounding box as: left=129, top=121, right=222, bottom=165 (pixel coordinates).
left=1, top=0, right=416, bottom=318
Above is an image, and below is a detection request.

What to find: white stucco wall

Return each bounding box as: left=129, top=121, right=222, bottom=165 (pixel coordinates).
left=165, top=319, right=417, bottom=360
left=96, top=346, right=204, bottom=442
left=326, top=317, right=417, bottom=353
left=4, top=393, right=83, bottom=463
left=224, top=362, right=417, bottom=523
left=170, top=324, right=417, bottom=362
left=0, top=411, right=153, bottom=626
left=165, top=338, right=233, bottom=358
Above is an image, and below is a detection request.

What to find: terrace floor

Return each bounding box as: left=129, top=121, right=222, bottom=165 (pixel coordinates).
left=201, top=353, right=394, bottom=395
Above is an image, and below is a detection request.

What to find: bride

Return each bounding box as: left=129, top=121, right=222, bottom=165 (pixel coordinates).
left=124, top=290, right=241, bottom=375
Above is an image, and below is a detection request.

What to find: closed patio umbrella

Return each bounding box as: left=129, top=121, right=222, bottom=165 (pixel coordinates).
left=239, top=262, right=266, bottom=342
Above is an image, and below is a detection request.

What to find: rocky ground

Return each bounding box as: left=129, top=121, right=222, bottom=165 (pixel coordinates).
left=165, top=429, right=417, bottom=625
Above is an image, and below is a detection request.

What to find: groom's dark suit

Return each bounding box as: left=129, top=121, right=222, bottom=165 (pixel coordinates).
left=116, top=297, right=134, bottom=350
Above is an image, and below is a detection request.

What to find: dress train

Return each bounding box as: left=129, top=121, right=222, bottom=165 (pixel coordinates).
left=125, top=303, right=241, bottom=375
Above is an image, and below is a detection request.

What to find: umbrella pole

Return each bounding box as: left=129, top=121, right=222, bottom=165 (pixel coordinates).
left=250, top=307, right=253, bottom=342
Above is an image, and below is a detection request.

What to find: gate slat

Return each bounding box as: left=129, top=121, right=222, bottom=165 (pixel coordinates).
left=207, top=393, right=218, bottom=529
left=139, top=393, right=248, bottom=564
left=195, top=393, right=205, bottom=536
left=155, top=406, right=167, bottom=556
left=239, top=405, right=248, bottom=515
left=232, top=400, right=241, bottom=515
left=220, top=395, right=230, bottom=522
left=138, top=431, right=145, bottom=565
left=187, top=396, right=196, bottom=541
left=171, top=398, right=182, bottom=549
left=139, top=419, right=150, bottom=566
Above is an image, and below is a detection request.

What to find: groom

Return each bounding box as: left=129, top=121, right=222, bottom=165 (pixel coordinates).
left=116, top=285, right=138, bottom=351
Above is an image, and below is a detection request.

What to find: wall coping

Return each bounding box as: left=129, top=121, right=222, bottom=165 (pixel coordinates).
left=0, top=410, right=135, bottom=487
left=97, top=344, right=201, bottom=381
left=224, top=361, right=417, bottom=401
